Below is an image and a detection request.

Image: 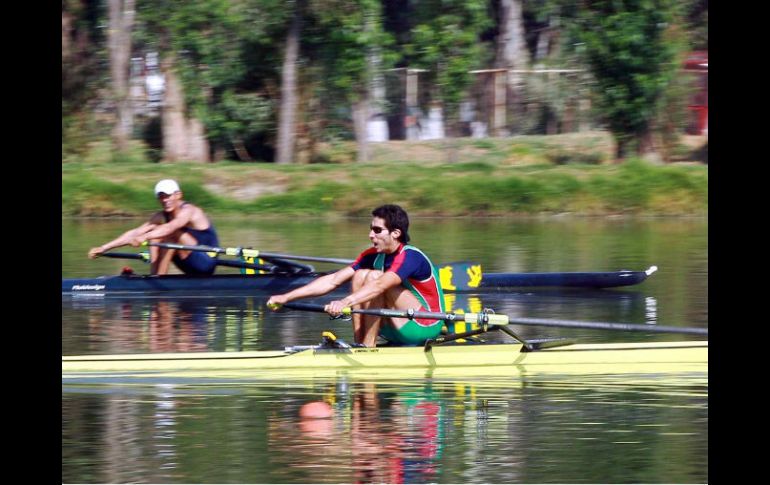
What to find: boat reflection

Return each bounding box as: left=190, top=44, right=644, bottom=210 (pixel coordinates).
left=62, top=289, right=656, bottom=354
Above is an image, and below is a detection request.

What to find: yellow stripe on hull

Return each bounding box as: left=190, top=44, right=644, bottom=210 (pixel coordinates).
left=63, top=341, right=707, bottom=380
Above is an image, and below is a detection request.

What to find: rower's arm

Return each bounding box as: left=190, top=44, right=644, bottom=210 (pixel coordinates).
left=339, top=271, right=402, bottom=308
left=88, top=220, right=159, bottom=258
left=136, top=206, right=194, bottom=243
left=271, top=266, right=356, bottom=303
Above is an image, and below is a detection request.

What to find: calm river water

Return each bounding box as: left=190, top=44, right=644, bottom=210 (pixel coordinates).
left=62, top=216, right=708, bottom=484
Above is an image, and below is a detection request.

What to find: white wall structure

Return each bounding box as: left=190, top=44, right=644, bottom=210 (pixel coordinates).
left=420, top=105, right=445, bottom=140
left=367, top=117, right=390, bottom=142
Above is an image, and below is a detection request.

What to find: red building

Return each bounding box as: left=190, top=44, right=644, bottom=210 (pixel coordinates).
left=683, top=51, right=708, bottom=136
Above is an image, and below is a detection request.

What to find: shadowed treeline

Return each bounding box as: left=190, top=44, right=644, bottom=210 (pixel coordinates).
left=63, top=1, right=707, bottom=165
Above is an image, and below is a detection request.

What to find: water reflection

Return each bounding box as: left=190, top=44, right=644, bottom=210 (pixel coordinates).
left=62, top=289, right=658, bottom=356
left=62, top=295, right=266, bottom=355
left=62, top=216, right=707, bottom=335
left=148, top=301, right=208, bottom=352
left=62, top=375, right=707, bottom=483
left=273, top=381, right=445, bottom=483
left=62, top=217, right=706, bottom=483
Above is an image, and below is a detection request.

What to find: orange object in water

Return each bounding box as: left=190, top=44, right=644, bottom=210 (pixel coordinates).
left=299, top=401, right=333, bottom=419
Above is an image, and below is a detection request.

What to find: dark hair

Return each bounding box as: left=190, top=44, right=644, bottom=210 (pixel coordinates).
left=372, top=204, right=410, bottom=243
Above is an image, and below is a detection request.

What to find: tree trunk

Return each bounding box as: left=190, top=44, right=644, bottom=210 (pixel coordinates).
left=275, top=6, right=302, bottom=164
left=352, top=98, right=370, bottom=163
left=614, top=135, right=629, bottom=163
left=356, top=9, right=384, bottom=157
left=638, top=129, right=662, bottom=164
left=496, top=0, right=528, bottom=132
left=231, top=138, right=253, bottom=162
left=186, top=117, right=210, bottom=162
left=160, top=57, right=209, bottom=163
left=161, top=58, right=188, bottom=162
left=62, top=9, right=71, bottom=60
left=496, top=0, right=528, bottom=71
left=108, top=0, right=135, bottom=154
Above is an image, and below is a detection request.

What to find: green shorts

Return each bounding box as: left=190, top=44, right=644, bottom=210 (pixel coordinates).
left=378, top=319, right=444, bottom=346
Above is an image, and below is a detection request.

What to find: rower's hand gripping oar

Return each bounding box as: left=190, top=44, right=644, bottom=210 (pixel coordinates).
left=269, top=301, right=535, bottom=350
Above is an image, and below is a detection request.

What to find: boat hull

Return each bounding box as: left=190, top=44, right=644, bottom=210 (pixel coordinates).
left=62, top=341, right=707, bottom=380
left=62, top=268, right=654, bottom=294
left=63, top=272, right=321, bottom=295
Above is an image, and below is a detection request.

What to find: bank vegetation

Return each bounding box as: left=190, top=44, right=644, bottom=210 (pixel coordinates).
left=63, top=133, right=707, bottom=218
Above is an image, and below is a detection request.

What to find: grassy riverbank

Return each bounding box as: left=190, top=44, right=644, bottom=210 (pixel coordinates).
left=62, top=132, right=707, bottom=217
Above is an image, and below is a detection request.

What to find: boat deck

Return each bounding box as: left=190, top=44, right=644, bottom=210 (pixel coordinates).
left=63, top=340, right=708, bottom=381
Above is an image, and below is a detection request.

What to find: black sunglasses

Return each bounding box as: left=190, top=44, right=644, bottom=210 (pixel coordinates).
left=370, top=225, right=389, bottom=234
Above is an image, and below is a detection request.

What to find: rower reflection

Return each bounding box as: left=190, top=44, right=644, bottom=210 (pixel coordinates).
left=280, top=380, right=450, bottom=483
left=66, top=296, right=266, bottom=354
left=148, top=300, right=208, bottom=352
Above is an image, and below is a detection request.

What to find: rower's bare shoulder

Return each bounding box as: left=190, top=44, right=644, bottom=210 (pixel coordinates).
left=172, top=202, right=200, bottom=218
left=148, top=212, right=166, bottom=224
left=182, top=203, right=212, bottom=227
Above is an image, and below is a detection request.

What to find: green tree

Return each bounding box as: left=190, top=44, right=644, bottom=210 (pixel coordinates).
left=310, top=0, right=394, bottom=162
left=406, top=0, right=492, bottom=136
left=135, top=0, right=280, bottom=162
left=684, top=0, right=707, bottom=50
left=577, top=0, right=681, bottom=160
left=518, top=0, right=588, bottom=135
left=62, top=0, right=107, bottom=161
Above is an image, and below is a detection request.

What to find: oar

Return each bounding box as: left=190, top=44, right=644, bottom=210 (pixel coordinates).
left=273, top=302, right=709, bottom=336
left=214, top=259, right=279, bottom=272
left=101, top=251, right=150, bottom=262
left=146, top=242, right=352, bottom=265
left=101, top=251, right=278, bottom=273
left=258, top=256, right=315, bottom=274
left=147, top=242, right=484, bottom=291
left=145, top=242, right=318, bottom=273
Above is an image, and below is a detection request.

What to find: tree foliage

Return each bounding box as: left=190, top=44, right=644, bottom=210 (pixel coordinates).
left=576, top=0, right=681, bottom=158
left=62, top=0, right=105, bottom=114
left=405, top=0, right=492, bottom=131
left=61, top=0, right=707, bottom=163
left=62, top=0, right=108, bottom=159
left=310, top=0, right=393, bottom=100
left=684, top=0, right=707, bottom=50
left=135, top=0, right=285, bottom=159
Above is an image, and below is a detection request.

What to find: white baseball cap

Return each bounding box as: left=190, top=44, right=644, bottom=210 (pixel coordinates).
left=154, top=179, right=181, bottom=196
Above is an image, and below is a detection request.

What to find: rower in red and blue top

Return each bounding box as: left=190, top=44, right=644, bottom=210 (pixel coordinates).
left=267, top=204, right=445, bottom=347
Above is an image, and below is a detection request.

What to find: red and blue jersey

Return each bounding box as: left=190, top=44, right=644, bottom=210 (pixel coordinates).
left=351, top=243, right=445, bottom=326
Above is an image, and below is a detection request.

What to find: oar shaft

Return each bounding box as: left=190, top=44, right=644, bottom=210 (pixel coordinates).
left=148, top=242, right=352, bottom=265
left=148, top=241, right=230, bottom=255
left=102, top=252, right=149, bottom=261
left=104, top=250, right=278, bottom=272
left=260, top=253, right=349, bottom=266
left=350, top=307, right=510, bottom=325
left=214, top=259, right=276, bottom=272
left=507, top=316, right=708, bottom=336
left=280, top=302, right=707, bottom=336
left=281, top=302, right=509, bottom=325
